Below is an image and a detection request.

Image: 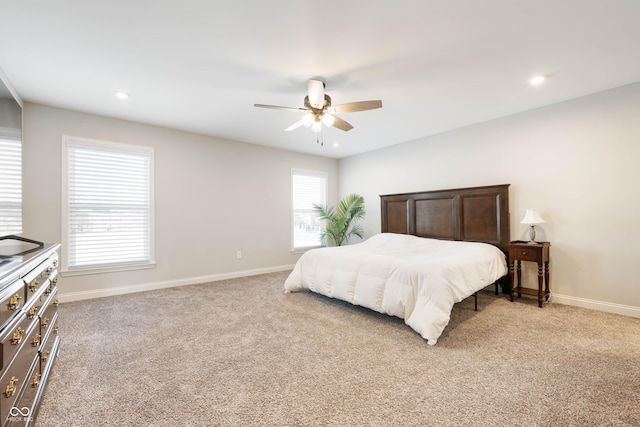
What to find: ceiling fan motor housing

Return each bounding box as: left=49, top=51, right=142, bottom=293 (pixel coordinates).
left=304, top=94, right=331, bottom=111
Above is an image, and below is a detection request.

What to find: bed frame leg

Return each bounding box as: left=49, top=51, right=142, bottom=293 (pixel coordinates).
left=474, top=292, right=478, bottom=311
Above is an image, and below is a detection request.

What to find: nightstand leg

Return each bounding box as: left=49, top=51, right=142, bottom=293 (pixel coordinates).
left=537, top=262, right=544, bottom=308
left=516, top=260, right=522, bottom=298
left=509, top=260, right=515, bottom=302
left=545, top=261, right=550, bottom=301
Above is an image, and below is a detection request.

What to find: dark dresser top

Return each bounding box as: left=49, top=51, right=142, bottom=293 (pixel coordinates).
left=0, top=242, right=60, bottom=289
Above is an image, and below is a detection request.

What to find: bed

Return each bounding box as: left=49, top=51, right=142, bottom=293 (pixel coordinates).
left=284, top=184, right=510, bottom=345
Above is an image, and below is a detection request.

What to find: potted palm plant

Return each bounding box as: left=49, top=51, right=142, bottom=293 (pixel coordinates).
left=313, top=193, right=365, bottom=246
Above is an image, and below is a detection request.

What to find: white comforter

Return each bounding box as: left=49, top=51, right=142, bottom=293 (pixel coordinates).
left=284, top=233, right=507, bottom=345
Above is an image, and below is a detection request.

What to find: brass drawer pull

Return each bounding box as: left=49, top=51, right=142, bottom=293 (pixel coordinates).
left=42, top=350, right=50, bottom=362
left=7, top=294, right=22, bottom=311
left=53, top=299, right=59, bottom=306
left=41, top=317, right=49, bottom=328
left=32, top=333, right=41, bottom=347
left=28, top=306, right=39, bottom=319
left=31, top=373, right=41, bottom=388
left=29, top=280, right=39, bottom=292
left=11, top=327, right=24, bottom=345
left=52, top=277, right=59, bottom=285
left=53, top=324, right=59, bottom=335
left=4, top=377, right=18, bottom=398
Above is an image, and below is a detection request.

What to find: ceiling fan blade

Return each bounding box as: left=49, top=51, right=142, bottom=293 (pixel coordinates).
left=254, top=104, right=307, bottom=112
left=332, top=116, right=353, bottom=132
left=285, top=120, right=304, bottom=131
left=328, top=100, right=382, bottom=114
left=307, top=79, right=325, bottom=109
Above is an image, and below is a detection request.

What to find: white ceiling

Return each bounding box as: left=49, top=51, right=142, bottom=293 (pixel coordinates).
left=1, top=1, right=639, bottom=159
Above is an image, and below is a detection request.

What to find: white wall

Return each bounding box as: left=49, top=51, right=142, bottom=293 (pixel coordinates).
left=0, top=98, right=21, bottom=129
left=23, top=103, right=338, bottom=299
left=339, top=82, right=640, bottom=315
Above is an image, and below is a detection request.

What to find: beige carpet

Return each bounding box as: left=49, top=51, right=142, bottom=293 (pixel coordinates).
left=35, top=271, right=640, bottom=427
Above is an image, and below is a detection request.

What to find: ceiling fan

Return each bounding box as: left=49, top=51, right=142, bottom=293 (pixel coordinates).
left=254, top=79, right=382, bottom=134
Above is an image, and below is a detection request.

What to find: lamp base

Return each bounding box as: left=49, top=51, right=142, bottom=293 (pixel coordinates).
left=528, top=225, right=537, bottom=244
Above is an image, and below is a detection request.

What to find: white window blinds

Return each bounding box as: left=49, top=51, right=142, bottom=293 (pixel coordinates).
left=62, top=136, right=154, bottom=272
left=291, top=169, right=327, bottom=251
left=0, top=134, right=22, bottom=237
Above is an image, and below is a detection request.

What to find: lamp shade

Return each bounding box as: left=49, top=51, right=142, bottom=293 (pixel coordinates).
left=520, top=209, right=545, bottom=225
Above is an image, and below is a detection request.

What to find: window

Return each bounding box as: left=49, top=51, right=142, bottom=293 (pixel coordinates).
left=291, top=169, right=327, bottom=251
left=61, top=136, right=154, bottom=274
left=0, top=130, right=21, bottom=236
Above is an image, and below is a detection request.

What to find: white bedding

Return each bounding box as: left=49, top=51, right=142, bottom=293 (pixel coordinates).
left=284, top=233, right=507, bottom=345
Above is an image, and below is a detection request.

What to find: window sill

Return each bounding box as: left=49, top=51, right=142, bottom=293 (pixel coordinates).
left=61, top=262, right=156, bottom=277
left=291, top=246, right=324, bottom=255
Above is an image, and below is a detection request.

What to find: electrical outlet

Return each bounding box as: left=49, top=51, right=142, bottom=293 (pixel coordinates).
left=236, top=251, right=242, bottom=259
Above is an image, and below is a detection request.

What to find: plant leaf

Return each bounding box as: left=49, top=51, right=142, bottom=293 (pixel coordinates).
left=314, top=194, right=366, bottom=246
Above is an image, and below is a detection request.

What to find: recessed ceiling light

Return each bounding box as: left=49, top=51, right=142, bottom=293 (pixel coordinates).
left=527, top=75, right=546, bottom=86
left=333, top=142, right=340, bottom=148
left=114, top=90, right=130, bottom=99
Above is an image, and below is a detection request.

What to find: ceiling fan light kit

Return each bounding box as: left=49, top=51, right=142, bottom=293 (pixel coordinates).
left=301, top=113, right=314, bottom=127
left=321, top=113, right=335, bottom=127
left=254, top=78, right=382, bottom=141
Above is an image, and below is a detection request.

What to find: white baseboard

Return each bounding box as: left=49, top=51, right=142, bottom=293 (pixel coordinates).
left=551, top=293, right=640, bottom=318
left=57, top=264, right=295, bottom=303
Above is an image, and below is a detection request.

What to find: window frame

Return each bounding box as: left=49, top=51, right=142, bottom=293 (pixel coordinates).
left=291, top=168, right=327, bottom=253
left=0, top=127, right=22, bottom=237
left=61, top=135, right=155, bottom=275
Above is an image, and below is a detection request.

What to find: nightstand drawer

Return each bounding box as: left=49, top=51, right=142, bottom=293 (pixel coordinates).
left=511, top=248, right=539, bottom=262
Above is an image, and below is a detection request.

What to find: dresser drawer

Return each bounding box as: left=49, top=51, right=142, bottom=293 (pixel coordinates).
left=0, top=311, right=40, bottom=373
left=22, top=253, right=58, bottom=292
left=24, top=276, right=50, bottom=305
left=0, top=342, right=37, bottom=425
left=39, top=288, right=58, bottom=337
left=23, top=280, right=52, bottom=326
left=4, top=355, right=39, bottom=426
left=39, top=313, right=59, bottom=373
left=24, top=265, right=58, bottom=307
left=40, top=253, right=59, bottom=279
left=0, top=281, right=25, bottom=331
left=41, top=275, right=57, bottom=303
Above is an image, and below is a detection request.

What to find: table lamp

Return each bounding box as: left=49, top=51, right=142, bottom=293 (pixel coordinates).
left=521, top=209, right=545, bottom=243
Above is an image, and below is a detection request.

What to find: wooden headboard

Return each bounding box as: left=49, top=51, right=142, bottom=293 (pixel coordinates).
left=380, top=184, right=510, bottom=253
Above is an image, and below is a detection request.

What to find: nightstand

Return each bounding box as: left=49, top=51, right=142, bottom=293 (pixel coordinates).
left=508, top=240, right=550, bottom=307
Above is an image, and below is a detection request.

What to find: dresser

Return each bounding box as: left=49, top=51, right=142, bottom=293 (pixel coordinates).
left=0, top=244, right=60, bottom=426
